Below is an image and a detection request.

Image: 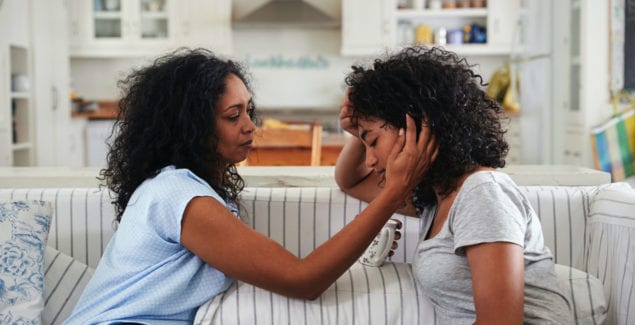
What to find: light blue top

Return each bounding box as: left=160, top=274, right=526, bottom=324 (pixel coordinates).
left=64, top=166, right=236, bottom=325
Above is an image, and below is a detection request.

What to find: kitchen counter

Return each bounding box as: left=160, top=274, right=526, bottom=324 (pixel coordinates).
left=71, top=100, right=119, bottom=120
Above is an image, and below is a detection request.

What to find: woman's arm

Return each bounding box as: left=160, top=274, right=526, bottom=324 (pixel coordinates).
left=466, top=242, right=525, bottom=325
left=183, top=114, right=433, bottom=300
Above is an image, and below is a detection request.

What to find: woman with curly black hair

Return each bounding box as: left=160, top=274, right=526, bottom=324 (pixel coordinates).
left=335, top=46, right=573, bottom=324
left=64, top=48, right=436, bottom=324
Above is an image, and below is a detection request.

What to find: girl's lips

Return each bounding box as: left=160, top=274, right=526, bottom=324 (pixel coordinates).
left=376, top=169, right=387, bottom=187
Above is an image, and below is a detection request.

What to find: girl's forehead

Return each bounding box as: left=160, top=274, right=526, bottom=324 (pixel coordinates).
left=357, top=117, right=385, bottom=128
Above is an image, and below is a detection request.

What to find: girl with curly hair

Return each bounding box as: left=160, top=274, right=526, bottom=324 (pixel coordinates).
left=65, top=48, right=436, bottom=324
left=335, top=46, right=573, bottom=324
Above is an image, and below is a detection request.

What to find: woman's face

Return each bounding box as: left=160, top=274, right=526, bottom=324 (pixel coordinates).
left=214, top=73, right=256, bottom=164
left=357, top=117, right=400, bottom=181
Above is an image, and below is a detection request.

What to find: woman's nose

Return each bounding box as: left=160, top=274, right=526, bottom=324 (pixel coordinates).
left=243, top=116, right=256, bottom=133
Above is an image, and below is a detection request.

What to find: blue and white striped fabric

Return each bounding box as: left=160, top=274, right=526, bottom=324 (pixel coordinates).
left=586, top=183, right=635, bottom=325
left=0, top=188, right=116, bottom=269
left=1, top=183, right=632, bottom=325
left=42, top=246, right=94, bottom=325
left=195, top=262, right=434, bottom=325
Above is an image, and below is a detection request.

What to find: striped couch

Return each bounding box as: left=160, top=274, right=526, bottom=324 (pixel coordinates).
left=1, top=182, right=634, bottom=324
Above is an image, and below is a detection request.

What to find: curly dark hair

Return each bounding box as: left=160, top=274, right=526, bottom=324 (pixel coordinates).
left=345, top=46, right=508, bottom=209
left=99, top=48, right=252, bottom=221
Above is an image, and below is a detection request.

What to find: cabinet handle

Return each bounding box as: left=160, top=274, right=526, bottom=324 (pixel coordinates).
left=52, top=86, right=58, bottom=111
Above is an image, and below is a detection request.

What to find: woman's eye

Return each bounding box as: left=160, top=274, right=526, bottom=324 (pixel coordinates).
left=369, top=139, right=378, bottom=148
left=229, top=114, right=240, bottom=121
left=247, top=106, right=256, bottom=119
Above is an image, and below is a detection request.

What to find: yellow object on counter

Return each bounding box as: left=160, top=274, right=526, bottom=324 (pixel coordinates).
left=415, top=25, right=433, bottom=45
left=262, top=118, right=290, bottom=129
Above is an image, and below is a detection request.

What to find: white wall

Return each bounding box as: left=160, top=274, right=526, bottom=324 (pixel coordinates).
left=71, top=31, right=503, bottom=107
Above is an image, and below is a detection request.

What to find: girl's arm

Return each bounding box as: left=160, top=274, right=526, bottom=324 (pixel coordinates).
left=334, top=92, right=421, bottom=216
left=466, top=242, right=525, bottom=324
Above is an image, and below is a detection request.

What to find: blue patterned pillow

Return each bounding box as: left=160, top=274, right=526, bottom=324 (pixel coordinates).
left=0, top=201, right=52, bottom=325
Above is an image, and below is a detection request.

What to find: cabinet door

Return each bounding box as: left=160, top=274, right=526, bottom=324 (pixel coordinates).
left=70, top=0, right=231, bottom=57
left=184, top=0, right=231, bottom=54
left=341, top=0, right=391, bottom=56
left=33, top=0, right=74, bottom=166
left=134, top=0, right=173, bottom=42
left=487, top=0, right=521, bottom=47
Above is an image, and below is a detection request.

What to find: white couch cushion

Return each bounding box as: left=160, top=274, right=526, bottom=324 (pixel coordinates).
left=586, top=182, right=635, bottom=325
left=194, top=262, right=435, bottom=325
left=42, top=246, right=94, bottom=325
left=554, top=264, right=607, bottom=324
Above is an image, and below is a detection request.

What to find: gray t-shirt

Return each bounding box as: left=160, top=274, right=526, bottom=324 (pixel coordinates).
left=412, top=171, right=572, bottom=324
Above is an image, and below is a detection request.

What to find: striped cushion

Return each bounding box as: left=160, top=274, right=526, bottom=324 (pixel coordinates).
left=0, top=188, right=117, bottom=269
left=555, top=264, right=607, bottom=324
left=586, top=183, right=635, bottom=325
left=42, top=246, right=94, bottom=325
left=194, top=262, right=434, bottom=325
left=1, top=185, right=630, bottom=324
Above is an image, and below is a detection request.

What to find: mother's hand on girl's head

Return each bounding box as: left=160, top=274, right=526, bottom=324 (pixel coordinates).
left=384, top=114, right=438, bottom=194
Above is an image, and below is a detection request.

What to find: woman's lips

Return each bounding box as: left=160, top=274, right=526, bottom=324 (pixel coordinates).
left=241, top=140, right=253, bottom=149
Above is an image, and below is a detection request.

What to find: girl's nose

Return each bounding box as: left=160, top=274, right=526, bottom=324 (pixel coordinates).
left=365, top=149, right=377, bottom=169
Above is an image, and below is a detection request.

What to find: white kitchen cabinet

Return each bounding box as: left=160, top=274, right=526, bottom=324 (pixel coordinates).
left=341, top=0, right=392, bottom=56
left=341, top=0, right=521, bottom=57
left=32, top=0, right=78, bottom=167
left=551, top=0, right=610, bottom=167
left=69, top=0, right=231, bottom=57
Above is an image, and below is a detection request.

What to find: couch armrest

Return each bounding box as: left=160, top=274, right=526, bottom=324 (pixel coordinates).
left=585, top=183, right=635, bottom=325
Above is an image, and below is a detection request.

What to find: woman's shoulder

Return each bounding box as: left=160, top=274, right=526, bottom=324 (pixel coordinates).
left=136, top=166, right=218, bottom=200
left=151, top=166, right=210, bottom=187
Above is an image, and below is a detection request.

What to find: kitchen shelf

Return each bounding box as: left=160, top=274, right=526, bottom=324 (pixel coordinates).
left=2, top=45, right=34, bottom=166
left=12, top=142, right=32, bottom=151
left=140, top=12, right=169, bottom=19
left=94, top=12, right=123, bottom=19
left=395, top=8, right=488, bottom=19
left=10, top=92, right=30, bottom=99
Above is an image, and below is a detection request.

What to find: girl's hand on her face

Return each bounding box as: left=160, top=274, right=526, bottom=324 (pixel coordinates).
left=339, top=88, right=359, bottom=137
left=384, top=114, right=438, bottom=197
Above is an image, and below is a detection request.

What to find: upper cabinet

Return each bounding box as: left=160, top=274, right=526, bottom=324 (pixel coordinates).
left=69, top=0, right=231, bottom=57
left=341, top=0, right=521, bottom=56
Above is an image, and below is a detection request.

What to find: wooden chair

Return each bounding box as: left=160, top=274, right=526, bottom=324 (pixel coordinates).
left=240, top=122, right=322, bottom=166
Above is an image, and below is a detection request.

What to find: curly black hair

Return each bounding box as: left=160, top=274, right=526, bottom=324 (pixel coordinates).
left=99, top=48, right=252, bottom=221
left=345, top=46, right=508, bottom=209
